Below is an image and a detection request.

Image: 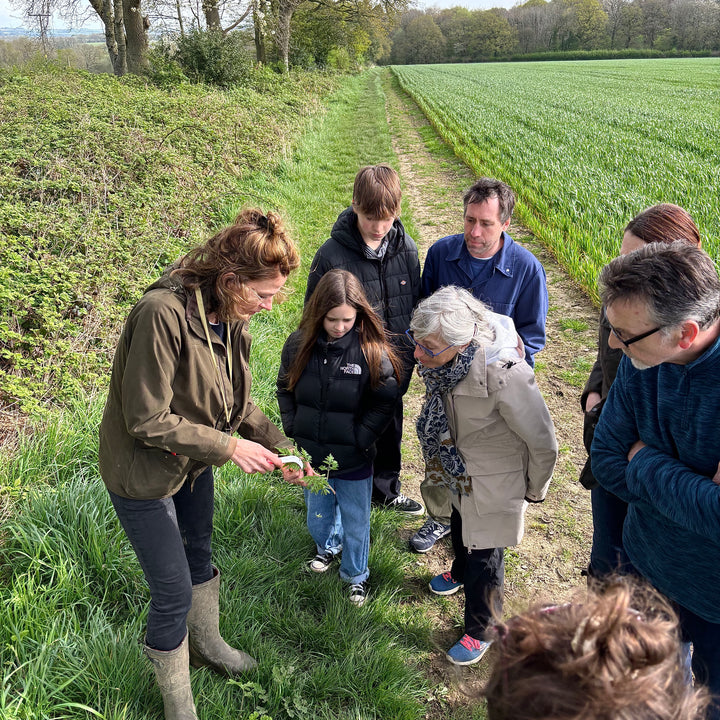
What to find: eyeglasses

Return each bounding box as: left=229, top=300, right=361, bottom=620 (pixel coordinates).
left=245, top=285, right=275, bottom=304
left=604, top=312, right=663, bottom=348
left=405, top=329, right=454, bottom=357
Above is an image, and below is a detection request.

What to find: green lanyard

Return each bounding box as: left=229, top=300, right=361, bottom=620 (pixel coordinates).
left=195, top=288, right=233, bottom=429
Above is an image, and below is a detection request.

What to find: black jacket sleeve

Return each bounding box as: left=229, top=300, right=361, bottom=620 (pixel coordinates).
left=355, top=354, right=399, bottom=450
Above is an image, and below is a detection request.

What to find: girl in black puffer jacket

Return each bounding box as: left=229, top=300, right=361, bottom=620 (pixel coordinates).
left=277, top=270, right=400, bottom=607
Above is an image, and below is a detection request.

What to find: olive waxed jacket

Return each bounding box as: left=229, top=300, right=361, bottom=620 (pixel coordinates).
left=99, top=272, right=292, bottom=499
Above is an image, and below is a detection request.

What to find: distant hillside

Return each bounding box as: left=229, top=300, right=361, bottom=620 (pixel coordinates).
left=0, top=65, right=338, bottom=414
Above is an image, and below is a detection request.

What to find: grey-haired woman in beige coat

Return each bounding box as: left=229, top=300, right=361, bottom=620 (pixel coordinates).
left=408, top=286, right=558, bottom=666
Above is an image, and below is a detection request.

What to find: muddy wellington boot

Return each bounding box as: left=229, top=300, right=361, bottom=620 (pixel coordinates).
left=144, top=635, right=199, bottom=720
left=186, top=567, right=258, bottom=676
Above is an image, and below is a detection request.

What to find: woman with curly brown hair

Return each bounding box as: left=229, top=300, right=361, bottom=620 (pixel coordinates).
left=484, top=579, right=709, bottom=720
left=99, top=209, right=306, bottom=720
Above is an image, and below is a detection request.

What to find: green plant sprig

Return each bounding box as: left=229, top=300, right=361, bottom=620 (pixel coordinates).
left=295, top=448, right=337, bottom=495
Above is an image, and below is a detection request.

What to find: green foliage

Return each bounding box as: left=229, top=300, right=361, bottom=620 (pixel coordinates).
left=0, top=65, right=338, bottom=414
left=145, top=42, right=189, bottom=88
left=392, top=59, right=720, bottom=300
left=0, top=69, right=437, bottom=718
left=304, top=453, right=339, bottom=495
left=174, top=29, right=253, bottom=88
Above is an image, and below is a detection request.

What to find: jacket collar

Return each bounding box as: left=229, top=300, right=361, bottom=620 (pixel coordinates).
left=331, top=207, right=403, bottom=257
left=316, top=327, right=357, bottom=352
left=447, top=231, right=516, bottom=281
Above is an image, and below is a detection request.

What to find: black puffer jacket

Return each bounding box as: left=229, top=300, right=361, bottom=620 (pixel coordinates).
left=305, top=208, right=421, bottom=388
left=579, top=307, right=623, bottom=489
left=276, top=328, right=398, bottom=476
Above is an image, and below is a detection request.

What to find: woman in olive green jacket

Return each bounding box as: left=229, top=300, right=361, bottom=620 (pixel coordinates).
left=99, top=209, right=306, bottom=720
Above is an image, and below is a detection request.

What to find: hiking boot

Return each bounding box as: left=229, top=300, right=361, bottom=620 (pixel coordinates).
left=308, top=552, right=336, bottom=573
left=446, top=635, right=491, bottom=666
left=383, top=493, right=424, bottom=516
left=429, top=571, right=464, bottom=596
left=349, top=580, right=369, bottom=607
left=410, top=518, right=451, bottom=553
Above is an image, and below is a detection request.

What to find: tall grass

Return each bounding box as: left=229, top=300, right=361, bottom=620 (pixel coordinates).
left=0, top=70, right=440, bottom=720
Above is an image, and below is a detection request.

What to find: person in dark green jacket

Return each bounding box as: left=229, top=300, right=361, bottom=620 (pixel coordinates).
left=99, top=209, right=307, bottom=720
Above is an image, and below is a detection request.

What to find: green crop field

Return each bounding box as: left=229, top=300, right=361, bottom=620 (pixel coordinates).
left=392, top=58, right=720, bottom=300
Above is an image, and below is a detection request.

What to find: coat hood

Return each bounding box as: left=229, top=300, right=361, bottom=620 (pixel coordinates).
left=483, top=312, right=523, bottom=366
left=144, top=265, right=186, bottom=297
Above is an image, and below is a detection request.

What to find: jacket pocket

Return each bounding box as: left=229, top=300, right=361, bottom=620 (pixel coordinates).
left=469, top=470, right=526, bottom=515
left=125, top=442, right=193, bottom=499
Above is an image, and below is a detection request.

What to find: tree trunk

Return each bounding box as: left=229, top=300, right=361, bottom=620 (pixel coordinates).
left=253, top=0, right=267, bottom=63
left=123, top=0, right=149, bottom=73
left=202, top=0, right=222, bottom=29
left=276, top=0, right=293, bottom=71
left=113, top=0, right=128, bottom=74
left=89, top=0, right=121, bottom=75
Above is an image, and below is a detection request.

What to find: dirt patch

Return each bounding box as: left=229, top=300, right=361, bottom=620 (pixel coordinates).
left=383, top=70, right=601, bottom=715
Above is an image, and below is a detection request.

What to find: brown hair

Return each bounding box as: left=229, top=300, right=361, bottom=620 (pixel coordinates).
left=625, top=204, right=701, bottom=247
left=600, top=241, right=720, bottom=332
left=463, top=178, right=515, bottom=223
left=285, top=270, right=401, bottom=390
left=352, top=164, right=402, bottom=219
left=172, top=208, right=300, bottom=321
left=484, top=578, right=708, bottom=720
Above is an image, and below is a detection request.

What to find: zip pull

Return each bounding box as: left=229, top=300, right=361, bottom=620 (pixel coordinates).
left=323, top=358, right=327, bottom=365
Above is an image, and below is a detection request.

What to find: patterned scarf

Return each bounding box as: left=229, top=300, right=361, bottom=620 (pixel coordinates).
left=416, top=342, right=479, bottom=496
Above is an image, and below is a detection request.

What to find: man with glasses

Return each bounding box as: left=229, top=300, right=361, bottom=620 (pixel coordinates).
left=412, top=177, right=548, bottom=553
left=591, top=241, right=720, bottom=720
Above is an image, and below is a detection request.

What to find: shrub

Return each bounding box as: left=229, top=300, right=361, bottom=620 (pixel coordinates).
left=174, top=29, right=252, bottom=88
left=146, top=41, right=188, bottom=88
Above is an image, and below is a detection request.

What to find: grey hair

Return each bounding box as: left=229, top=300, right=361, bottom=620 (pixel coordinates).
left=410, top=286, right=495, bottom=346
left=599, top=241, right=720, bottom=334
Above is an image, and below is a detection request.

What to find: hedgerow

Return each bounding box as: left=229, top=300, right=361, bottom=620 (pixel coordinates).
left=0, top=64, right=338, bottom=414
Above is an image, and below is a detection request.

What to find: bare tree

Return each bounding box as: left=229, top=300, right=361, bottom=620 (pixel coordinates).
left=603, top=0, right=628, bottom=46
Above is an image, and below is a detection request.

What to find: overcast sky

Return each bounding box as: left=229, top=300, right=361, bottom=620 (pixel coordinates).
left=0, top=0, right=520, bottom=29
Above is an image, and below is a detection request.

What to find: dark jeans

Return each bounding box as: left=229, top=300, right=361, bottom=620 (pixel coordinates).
left=372, top=397, right=404, bottom=503
left=449, top=507, right=504, bottom=639
left=589, top=484, right=630, bottom=578
left=109, top=467, right=215, bottom=651
left=676, top=603, right=720, bottom=720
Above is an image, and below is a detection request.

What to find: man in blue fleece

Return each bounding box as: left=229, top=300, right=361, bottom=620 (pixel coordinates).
left=591, top=241, right=720, bottom=719
left=412, top=177, right=548, bottom=553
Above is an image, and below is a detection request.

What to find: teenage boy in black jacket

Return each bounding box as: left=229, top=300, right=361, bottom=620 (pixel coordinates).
left=305, top=164, right=424, bottom=515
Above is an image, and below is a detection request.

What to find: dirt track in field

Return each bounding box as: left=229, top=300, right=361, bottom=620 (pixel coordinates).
left=381, top=69, right=602, bottom=715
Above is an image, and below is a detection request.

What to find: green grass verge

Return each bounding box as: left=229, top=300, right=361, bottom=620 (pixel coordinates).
left=0, top=69, right=443, bottom=720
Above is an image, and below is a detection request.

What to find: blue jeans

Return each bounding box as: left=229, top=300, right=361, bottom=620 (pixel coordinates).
left=304, top=474, right=372, bottom=584
left=108, top=467, right=215, bottom=651
left=676, top=603, right=720, bottom=720
left=589, top=484, right=630, bottom=578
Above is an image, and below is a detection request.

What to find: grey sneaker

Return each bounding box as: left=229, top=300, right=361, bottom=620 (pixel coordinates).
left=349, top=580, right=369, bottom=607
left=410, top=518, right=451, bottom=553
left=384, top=493, right=425, bottom=516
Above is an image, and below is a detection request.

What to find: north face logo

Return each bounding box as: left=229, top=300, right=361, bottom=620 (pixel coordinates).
left=340, top=363, right=362, bottom=375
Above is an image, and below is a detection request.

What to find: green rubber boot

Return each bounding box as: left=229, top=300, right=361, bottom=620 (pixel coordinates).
left=144, top=635, right=198, bottom=720
left=186, top=568, right=258, bottom=676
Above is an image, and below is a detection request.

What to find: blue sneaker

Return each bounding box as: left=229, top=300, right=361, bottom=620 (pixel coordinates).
left=429, top=571, right=464, bottom=596
left=446, top=635, right=491, bottom=666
